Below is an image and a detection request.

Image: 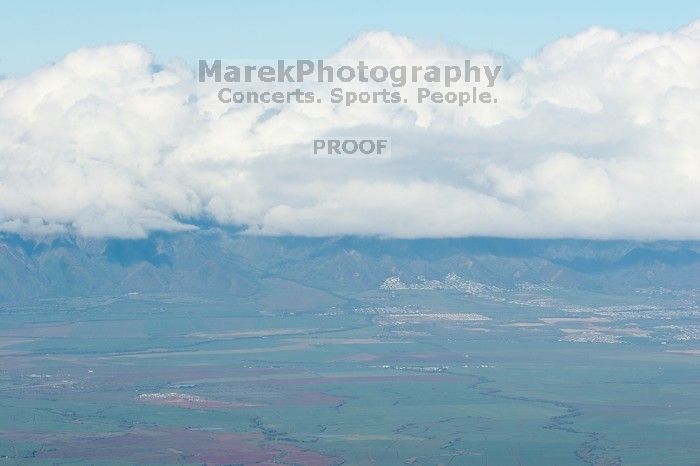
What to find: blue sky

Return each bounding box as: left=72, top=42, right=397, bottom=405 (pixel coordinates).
left=2, top=0, right=700, bottom=76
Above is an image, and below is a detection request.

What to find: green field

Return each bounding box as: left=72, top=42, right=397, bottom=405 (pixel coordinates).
left=1, top=287, right=699, bottom=465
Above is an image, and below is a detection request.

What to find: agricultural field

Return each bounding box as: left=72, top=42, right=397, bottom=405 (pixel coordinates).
left=1, top=283, right=699, bottom=465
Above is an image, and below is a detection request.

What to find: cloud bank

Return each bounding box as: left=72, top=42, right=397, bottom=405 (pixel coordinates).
left=1, top=23, right=700, bottom=239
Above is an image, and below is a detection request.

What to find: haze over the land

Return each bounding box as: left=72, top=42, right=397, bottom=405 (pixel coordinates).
left=1, top=22, right=700, bottom=239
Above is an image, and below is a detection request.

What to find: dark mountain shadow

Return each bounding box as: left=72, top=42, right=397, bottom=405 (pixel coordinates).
left=104, top=237, right=172, bottom=267
left=553, top=246, right=700, bottom=273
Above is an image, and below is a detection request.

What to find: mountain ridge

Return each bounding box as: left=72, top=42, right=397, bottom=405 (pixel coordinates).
left=1, top=230, right=699, bottom=302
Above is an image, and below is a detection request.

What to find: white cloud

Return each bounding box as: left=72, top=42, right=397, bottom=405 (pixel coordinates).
left=1, top=23, right=700, bottom=239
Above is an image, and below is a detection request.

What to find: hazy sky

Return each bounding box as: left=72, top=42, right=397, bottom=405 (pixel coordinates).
left=2, top=0, right=700, bottom=76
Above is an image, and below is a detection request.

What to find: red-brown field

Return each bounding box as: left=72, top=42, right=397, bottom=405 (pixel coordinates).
left=14, top=429, right=341, bottom=465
